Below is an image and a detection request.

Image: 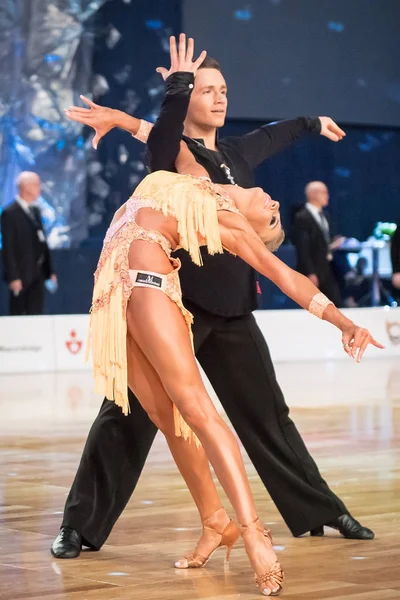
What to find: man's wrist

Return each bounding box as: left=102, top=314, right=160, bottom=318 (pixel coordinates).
left=299, top=117, right=322, bottom=135
left=166, top=72, right=195, bottom=96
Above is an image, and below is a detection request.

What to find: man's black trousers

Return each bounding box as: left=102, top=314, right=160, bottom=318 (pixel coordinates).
left=9, top=276, right=44, bottom=315
left=62, top=302, right=345, bottom=547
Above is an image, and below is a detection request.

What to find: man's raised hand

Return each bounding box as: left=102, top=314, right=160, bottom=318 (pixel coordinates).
left=156, top=33, right=207, bottom=81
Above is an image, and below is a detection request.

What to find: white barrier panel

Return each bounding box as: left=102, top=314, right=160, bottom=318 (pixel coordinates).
left=254, top=306, right=400, bottom=362
left=0, top=307, right=399, bottom=374
left=53, top=315, right=89, bottom=371
left=0, top=316, right=55, bottom=373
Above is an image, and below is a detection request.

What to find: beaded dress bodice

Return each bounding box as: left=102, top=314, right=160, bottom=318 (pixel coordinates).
left=104, top=196, right=172, bottom=254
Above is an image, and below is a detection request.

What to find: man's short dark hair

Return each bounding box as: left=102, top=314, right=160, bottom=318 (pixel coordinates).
left=198, top=56, right=221, bottom=71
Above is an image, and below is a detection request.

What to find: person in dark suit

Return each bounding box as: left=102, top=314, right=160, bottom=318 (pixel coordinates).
left=391, top=219, right=400, bottom=292
left=293, top=181, right=342, bottom=307
left=1, top=171, right=57, bottom=315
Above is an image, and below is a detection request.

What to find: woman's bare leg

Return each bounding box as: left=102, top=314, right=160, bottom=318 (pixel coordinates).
left=127, top=289, right=256, bottom=524
left=126, top=288, right=281, bottom=594
left=126, top=334, right=232, bottom=563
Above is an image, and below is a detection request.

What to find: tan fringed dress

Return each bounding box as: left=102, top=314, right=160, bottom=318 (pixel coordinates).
left=87, top=170, right=242, bottom=446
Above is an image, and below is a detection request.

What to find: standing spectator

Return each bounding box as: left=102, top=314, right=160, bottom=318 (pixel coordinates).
left=293, top=181, right=342, bottom=306
left=391, top=219, right=400, bottom=291
left=1, top=171, right=57, bottom=315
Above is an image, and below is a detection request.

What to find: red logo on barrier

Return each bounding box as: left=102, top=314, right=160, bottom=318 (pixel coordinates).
left=66, top=330, right=83, bottom=355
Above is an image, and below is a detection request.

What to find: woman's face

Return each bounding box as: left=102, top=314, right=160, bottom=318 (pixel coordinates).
left=226, top=186, right=285, bottom=250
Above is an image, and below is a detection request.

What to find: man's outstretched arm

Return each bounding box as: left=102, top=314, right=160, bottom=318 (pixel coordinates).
left=224, top=116, right=346, bottom=170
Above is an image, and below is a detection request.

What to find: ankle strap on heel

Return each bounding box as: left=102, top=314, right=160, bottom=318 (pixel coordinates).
left=240, top=518, right=273, bottom=544
left=240, top=517, right=263, bottom=534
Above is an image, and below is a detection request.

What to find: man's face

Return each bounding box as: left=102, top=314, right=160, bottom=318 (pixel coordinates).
left=186, top=68, right=228, bottom=130
left=29, top=177, right=41, bottom=201
left=309, top=184, right=329, bottom=209
left=316, top=185, right=329, bottom=208
left=20, top=174, right=41, bottom=202
left=25, top=177, right=40, bottom=202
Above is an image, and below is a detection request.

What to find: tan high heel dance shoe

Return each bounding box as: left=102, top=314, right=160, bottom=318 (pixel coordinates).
left=174, top=507, right=239, bottom=569
left=240, top=518, right=284, bottom=596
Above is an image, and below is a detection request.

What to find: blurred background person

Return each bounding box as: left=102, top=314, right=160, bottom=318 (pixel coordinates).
left=1, top=172, right=57, bottom=316
left=391, top=219, right=400, bottom=294
left=292, top=181, right=343, bottom=307
left=343, top=257, right=370, bottom=308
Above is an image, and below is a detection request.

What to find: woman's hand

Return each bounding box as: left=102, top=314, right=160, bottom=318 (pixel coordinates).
left=156, top=33, right=207, bottom=80
left=341, top=322, right=384, bottom=362
left=65, top=96, right=119, bottom=149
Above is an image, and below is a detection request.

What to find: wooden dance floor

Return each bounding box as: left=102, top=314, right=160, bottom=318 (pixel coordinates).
left=1, top=357, right=399, bottom=599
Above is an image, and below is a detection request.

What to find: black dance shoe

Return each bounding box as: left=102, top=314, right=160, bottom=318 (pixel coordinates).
left=51, top=527, right=82, bottom=558
left=310, top=514, right=375, bottom=540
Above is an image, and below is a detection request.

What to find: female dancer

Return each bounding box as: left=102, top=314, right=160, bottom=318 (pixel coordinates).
left=86, top=134, right=382, bottom=596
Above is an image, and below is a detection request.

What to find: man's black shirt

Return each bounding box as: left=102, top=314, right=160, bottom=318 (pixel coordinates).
left=147, top=72, right=321, bottom=316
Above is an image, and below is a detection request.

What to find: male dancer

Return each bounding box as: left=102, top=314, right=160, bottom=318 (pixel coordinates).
left=52, top=35, right=373, bottom=559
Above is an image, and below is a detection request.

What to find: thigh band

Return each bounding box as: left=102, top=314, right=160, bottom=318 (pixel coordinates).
left=129, top=269, right=170, bottom=292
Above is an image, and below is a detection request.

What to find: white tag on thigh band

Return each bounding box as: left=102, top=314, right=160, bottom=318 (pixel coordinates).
left=129, top=269, right=168, bottom=292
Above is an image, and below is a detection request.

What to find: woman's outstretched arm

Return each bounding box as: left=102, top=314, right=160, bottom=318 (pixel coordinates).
left=217, top=211, right=383, bottom=361
left=65, top=96, right=145, bottom=149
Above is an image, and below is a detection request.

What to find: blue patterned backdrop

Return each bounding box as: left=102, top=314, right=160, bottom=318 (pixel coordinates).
left=0, top=0, right=112, bottom=247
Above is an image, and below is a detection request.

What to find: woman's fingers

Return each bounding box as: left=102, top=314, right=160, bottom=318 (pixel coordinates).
left=65, top=111, right=92, bottom=125
left=371, top=337, right=385, bottom=349
left=357, top=334, right=371, bottom=362
left=343, top=323, right=384, bottom=362
left=66, top=106, right=92, bottom=115
left=344, top=343, right=353, bottom=358
left=355, top=332, right=369, bottom=362
left=92, top=131, right=102, bottom=149
left=79, top=94, right=97, bottom=108
left=357, top=334, right=384, bottom=362
left=341, top=331, right=353, bottom=358
left=353, top=328, right=368, bottom=358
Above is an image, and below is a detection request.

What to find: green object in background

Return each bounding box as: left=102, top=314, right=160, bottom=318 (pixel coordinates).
left=373, top=221, right=397, bottom=240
